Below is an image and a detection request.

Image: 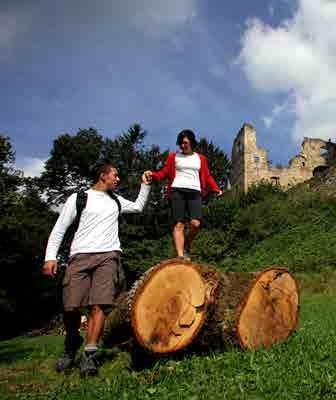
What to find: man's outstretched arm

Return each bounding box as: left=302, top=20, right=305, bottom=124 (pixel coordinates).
left=117, top=173, right=151, bottom=214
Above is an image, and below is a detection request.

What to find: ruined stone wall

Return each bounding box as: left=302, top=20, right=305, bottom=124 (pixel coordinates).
left=230, top=124, right=336, bottom=193
left=231, top=125, right=247, bottom=193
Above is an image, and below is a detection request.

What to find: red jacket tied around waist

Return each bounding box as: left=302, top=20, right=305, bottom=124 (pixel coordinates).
left=151, top=152, right=220, bottom=197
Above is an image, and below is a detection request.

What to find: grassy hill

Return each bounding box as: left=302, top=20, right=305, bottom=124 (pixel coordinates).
left=2, top=167, right=336, bottom=399
left=198, top=174, right=336, bottom=281
left=1, top=294, right=336, bottom=400
left=123, top=166, right=336, bottom=283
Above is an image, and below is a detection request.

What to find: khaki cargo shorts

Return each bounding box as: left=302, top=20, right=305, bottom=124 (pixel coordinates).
left=62, top=251, right=124, bottom=311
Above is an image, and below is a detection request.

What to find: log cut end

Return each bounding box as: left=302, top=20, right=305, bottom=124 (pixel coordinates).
left=130, top=259, right=208, bottom=353
left=237, top=267, right=299, bottom=350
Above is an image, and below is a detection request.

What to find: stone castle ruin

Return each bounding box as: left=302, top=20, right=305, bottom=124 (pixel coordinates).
left=230, top=123, right=336, bottom=193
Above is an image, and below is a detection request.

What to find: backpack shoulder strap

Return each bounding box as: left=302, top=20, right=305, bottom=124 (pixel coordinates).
left=72, top=191, right=88, bottom=232
left=107, top=190, right=122, bottom=215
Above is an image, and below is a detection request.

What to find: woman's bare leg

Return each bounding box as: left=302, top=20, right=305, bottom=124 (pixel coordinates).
left=173, top=222, right=185, bottom=257
left=185, top=219, right=201, bottom=253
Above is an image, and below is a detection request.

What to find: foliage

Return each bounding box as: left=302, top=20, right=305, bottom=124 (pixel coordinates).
left=195, top=137, right=231, bottom=189
left=237, top=180, right=286, bottom=208
left=40, top=128, right=105, bottom=205
left=225, top=187, right=336, bottom=268
left=166, top=182, right=336, bottom=274
left=0, top=189, right=58, bottom=338
left=40, top=124, right=169, bottom=206
left=0, top=135, right=22, bottom=191
left=0, top=136, right=57, bottom=338
left=222, top=188, right=336, bottom=272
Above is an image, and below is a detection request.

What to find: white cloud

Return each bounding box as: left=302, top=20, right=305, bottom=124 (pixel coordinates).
left=16, top=157, right=46, bottom=178
left=238, top=0, right=336, bottom=141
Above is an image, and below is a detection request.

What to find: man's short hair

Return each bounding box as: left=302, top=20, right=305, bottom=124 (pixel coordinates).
left=176, top=129, right=197, bottom=149
left=90, top=161, right=115, bottom=183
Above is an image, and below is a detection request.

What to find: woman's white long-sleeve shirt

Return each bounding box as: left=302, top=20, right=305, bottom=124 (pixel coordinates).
left=45, top=184, right=151, bottom=261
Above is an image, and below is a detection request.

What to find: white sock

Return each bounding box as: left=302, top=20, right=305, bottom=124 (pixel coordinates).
left=84, top=344, right=98, bottom=352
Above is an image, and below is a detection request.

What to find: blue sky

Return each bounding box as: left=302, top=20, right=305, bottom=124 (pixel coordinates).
left=1, top=0, right=335, bottom=176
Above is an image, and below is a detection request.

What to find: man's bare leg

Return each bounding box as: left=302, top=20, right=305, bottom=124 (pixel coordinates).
left=80, top=305, right=106, bottom=376
left=86, top=305, right=105, bottom=345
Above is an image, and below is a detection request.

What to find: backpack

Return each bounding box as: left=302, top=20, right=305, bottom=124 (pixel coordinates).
left=58, top=190, right=122, bottom=266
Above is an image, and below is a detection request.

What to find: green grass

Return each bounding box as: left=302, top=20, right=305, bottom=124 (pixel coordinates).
left=1, top=294, right=336, bottom=400
left=3, top=184, right=336, bottom=399
left=224, top=221, right=336, bottom=274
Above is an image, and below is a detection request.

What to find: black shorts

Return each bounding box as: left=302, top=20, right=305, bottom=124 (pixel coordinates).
left=170, top=188, right=202, bottom=223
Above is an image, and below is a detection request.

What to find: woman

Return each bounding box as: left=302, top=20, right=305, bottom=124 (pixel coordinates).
left=145, top=129, right=222, bottom=260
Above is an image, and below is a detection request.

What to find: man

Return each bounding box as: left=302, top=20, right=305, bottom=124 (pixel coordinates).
left=42, top=162, right=151, bottom=376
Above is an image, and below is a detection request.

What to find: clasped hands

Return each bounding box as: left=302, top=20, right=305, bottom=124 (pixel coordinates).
left=142, top=170, right=153, bottom=185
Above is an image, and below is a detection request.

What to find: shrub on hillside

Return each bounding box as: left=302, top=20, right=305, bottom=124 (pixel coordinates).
left=238, top=180, right=286, bottom=207
left=202, top=195, right=240, bottom=230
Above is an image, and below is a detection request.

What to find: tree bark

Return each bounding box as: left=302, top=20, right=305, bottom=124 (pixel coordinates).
left=102, top=259, right=299, bottom=353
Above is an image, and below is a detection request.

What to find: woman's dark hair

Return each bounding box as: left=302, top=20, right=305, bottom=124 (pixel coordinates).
left=176, top=129, right=197, bottom=149
left=90, top=161, right=115, bottom=183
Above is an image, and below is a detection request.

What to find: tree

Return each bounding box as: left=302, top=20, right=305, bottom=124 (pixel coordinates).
left=40, top=124, right=168, bottom=205
left=102, top=125, right=170, bottom=257
left=0, top=136, right=57, bottom=337
left=196, top=138, right=231, bottom=189
left=40, top=128, right=105, bottom=205
left=0, top=189, right=58, bottom=337
left=103, top=124, right=147, bottom=196
left=0, top=135, right=22, bottom=191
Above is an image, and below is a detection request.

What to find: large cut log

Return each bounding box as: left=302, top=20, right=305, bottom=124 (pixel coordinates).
left=196, top=264, right=299, bottom=350
left=102, top=259, right=299, bottom=353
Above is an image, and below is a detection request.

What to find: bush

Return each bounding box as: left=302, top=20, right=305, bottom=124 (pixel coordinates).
left=238, top=180, right=286, bottom=207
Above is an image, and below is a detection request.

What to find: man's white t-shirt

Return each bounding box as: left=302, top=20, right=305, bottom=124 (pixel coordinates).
left=45, top=184, right=150, bottom=261
left=171, top=152, right=201, bottom=192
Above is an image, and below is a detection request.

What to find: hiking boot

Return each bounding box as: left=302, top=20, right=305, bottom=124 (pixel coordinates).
left=55, top=334, right=83, bottom=373
left=79, top=350, right=100, bottom=377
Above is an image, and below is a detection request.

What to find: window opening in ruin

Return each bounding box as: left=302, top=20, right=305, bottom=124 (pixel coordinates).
left=302, top=162, right=305, bottom=166
left=270, top=176, right=280, bottom=186
left=254, top=155, right=260, bottom=164
left=224, top=176, right=231, bottom=190
left=313, top=165, right=328, bottom=177
left=320, top=148, right=328, bottom=157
